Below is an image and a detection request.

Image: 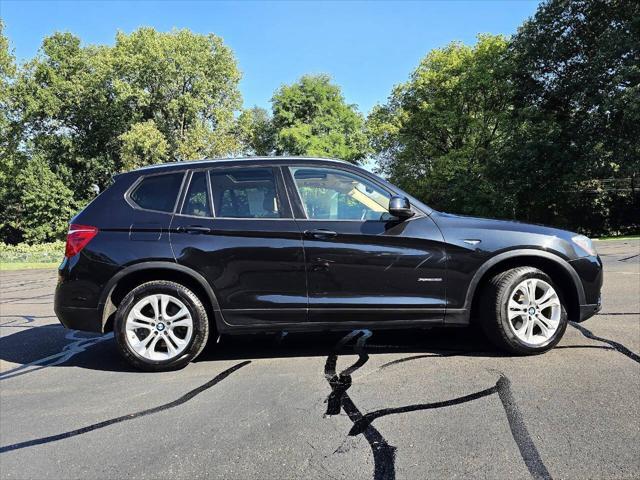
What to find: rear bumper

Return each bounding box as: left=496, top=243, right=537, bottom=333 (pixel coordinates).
left=54, top=269, right=104, bottom=332
left=53, top=256, right=104, bottom=333
left=54, top=305, right=103, bottom=332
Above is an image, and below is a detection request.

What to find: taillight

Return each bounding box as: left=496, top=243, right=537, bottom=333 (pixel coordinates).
left=65, top=224, right=99, bottom=258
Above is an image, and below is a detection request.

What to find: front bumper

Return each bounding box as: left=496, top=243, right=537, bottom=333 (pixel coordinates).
left=578, top=302, right=602, bottom=322
left=570, top=255, right=603, bottom=322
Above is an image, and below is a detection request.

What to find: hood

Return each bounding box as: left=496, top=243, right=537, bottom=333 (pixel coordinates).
left=433, top=211, right=577, bottom=240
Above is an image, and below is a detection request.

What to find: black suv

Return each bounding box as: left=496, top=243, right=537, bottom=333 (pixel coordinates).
left=54, top=157, right=602, bottom=371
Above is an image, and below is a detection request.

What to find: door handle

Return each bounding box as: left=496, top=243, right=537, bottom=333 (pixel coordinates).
left=304, top=229, right=337, bottom=239
left=176, top=225, right=211, bottom=234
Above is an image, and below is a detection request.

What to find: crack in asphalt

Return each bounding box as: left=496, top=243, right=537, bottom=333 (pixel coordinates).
left=0, top=314, right=38, bottom=327
left=378, top=352, right=457, bottom=369
left=0, top=292, right=54, bottom=305
left=322, top=331, right=552, bottom=480
left=596, top=312, right=640, bottom=316
left=495, top=375, right=552, bottom=480
left=323, top=329, right=397, bottom=480
left=348, top=386, right=498, bottom=436
left=0, top=361, right=250, bottom=454
left=570, top=322, right=640, bottom=364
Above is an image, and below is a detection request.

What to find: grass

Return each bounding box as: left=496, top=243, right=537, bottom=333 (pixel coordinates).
left=593, top=235, right=640, bottom=241
left=0, top=262, right=59, bottom=271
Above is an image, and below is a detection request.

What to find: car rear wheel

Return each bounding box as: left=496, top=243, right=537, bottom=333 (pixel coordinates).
left=114, top=280, right=209, bottom=371
left=480, top=267, right=568, bottom=354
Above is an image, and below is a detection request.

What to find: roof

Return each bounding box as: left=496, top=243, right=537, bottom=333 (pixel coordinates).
left=131, top=156, right=351, bottom=173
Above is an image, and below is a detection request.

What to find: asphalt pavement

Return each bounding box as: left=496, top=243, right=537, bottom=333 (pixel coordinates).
left=1, top=239, right=638, bottom=480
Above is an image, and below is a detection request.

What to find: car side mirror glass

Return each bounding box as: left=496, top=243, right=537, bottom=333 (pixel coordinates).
left=388, top=196, right=414, bottom=219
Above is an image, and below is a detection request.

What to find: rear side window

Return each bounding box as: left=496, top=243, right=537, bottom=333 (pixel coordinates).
left=182, top=171, right=212, bottom=217
left=130, top=172, right=184, bottom=212
left=210, top=167, right=283, bottom=218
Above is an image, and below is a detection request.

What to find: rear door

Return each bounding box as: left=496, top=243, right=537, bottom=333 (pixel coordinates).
left=284, top=165, right=447, bottom=324
left=170, top=165, right=307, bottom=327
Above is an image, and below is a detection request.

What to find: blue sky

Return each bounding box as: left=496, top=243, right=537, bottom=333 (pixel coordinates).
left=1, top=0, right=540, bottom=114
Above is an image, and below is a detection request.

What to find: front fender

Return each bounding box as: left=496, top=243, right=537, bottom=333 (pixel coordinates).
left=446, top=249, right=586, bottom=325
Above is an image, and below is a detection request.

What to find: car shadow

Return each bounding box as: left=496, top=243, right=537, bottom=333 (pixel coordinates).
left=0, top=324, right=135, bottom=374
left=0, top=322, right=508, bottom=375
left=196, top=327, right=504, bottom=364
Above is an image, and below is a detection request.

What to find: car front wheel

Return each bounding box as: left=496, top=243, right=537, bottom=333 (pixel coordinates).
left=114, top=280, right=209, bottom=371
left=480, top=267, right=568, bottom=354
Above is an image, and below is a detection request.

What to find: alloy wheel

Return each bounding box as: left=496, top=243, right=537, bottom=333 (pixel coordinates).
left=507, top=278, right=561, bottom=346
left=125, top=294, right=194, bottom=361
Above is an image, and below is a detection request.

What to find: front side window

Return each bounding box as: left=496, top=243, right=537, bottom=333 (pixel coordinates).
left=182, top=171, right=212, bottom=217
left=290, top=167, right=391, bottom=221
left=130, top=172, right=184, bottom=212
left=210, top=167, right=283, bottom=218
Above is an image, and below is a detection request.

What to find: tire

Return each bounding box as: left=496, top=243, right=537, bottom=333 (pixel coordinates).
left=114, top=280, right=209, bottom=371
left=479, top=267, right=568, bottom=355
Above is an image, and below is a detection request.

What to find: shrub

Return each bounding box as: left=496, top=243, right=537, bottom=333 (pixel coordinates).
left=0, top=241, right=65, bottom=263
left=2, top=157, right=78, bottom=244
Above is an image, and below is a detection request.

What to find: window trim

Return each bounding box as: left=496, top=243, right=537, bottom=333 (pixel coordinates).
left=125, top=170, right=188, bottom=215
left=175, top=169, right=215, bottom=219
left=285, top=165, right=417, bottom=222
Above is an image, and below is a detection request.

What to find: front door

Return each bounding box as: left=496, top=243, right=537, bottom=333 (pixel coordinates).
left=285, top=165, right=447, bottom=324
left=170, top=166, right=307, bottom=327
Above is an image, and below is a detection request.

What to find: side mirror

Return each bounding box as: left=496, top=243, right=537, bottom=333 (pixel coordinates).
left=389, top=196, right=414, bottom=219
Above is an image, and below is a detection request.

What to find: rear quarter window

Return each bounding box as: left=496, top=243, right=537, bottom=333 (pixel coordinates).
left=129, top=172, right=184, bottom=212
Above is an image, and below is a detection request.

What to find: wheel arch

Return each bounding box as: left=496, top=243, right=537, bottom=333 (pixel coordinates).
left=467, top=250, right=585, bottom=324
left=99, top=262, right=223, bottom=333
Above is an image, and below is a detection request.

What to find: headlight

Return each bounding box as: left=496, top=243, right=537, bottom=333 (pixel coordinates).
left=572, top=235, right=597, bottom=256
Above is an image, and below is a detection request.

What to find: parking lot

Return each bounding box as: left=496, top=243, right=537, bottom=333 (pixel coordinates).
left=1, top=239, right=638, bottom=480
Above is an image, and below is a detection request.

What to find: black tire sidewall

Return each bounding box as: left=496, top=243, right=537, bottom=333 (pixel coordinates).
left=497, top=269, right=568, bottom=353
left=114, top=281, right=208, bottom=371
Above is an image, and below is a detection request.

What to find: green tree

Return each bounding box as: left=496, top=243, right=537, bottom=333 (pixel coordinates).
left=110, top=28, right=242, bottom=162
left=507, top=0, right=639, bottom=234
left=119, top=120, right=169, bottom=171
left=271, top=74, right=368, bottom=163
left=237, top=106, right=276, bottom=155
left=0, top=20, right=23, bottom=242
left=368, top=35, right=513, bottom=216
left=3, top=27, right=243, bottom=243
left=3, top=157, right=78, bottom=243
left=13, top=32, right=123, bottom=197
left=0, top=20, right=16, bottom=156
left=12, top=28, right=242, bottom=197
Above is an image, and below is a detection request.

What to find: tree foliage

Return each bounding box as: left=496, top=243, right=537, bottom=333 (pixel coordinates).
left=3, top=157, right=78, bottom=243
left=110, top=28, right=242, bottom=161
left=11, top=28, right=241, bottom=200
left=270, top=75, right=369, bottom=163
left=1, top=1, right=638, bottom=244
left=368, top=0, right=638, bottom=235
left=367, top=35, right=513, bottom=216
left=2, top=27, right=242, bottom=242
left=0, top=20, right=22, bottom=242
left=504, top=0, right=639, bottom=232
left=237, top=107, right=276, bottom=156
left=119, top=120, right=170, bottom=171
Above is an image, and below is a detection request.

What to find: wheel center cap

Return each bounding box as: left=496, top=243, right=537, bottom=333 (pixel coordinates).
left=528, top=307, right=536, bottom=315
left=156, top=322, right=166, bottom=332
